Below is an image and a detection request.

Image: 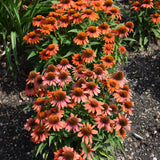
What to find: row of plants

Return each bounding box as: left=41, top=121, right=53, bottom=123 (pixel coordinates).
left=23, top=0, right=134, bottom=159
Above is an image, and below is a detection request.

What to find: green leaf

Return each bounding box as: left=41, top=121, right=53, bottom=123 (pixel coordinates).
left=81, top=142, right=88, bottom=157
left=152, top=28, right=160, bottom=38
left=143, top=37, right=148, bottom=45
left=68, top=29, right=81, bottom=33
left=23, top=104, right=33, bottom=111
left=27, top=51, right=37, bottom=60
left=62, top=50, right=74, bottom=58
left=36, top=142, right=47, bottom=157
left=49, top=134, right=54, bottom=147
left=123, top=37, right=136, bottom=42
left=97, top=148, right=115, bottom=160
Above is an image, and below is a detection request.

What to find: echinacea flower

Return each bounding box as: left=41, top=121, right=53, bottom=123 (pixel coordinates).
left=46, top=44, right=59, bottom=56
left=34, top=75, right=43, bottom=89
left=54, top=148, right=63, bottom=160
left=78, top=122, right=98, bottom=144
left=121, top=84, right=132, bottom=97
left=101, top=55, right=116, bottom=68
left=155, top=2, right=160, bottom=9
left=39, top=49, right=51, bottom=60
left=35, top=111, right=47, bottom=124
left=117, top=25, right=129, bottom=38
left=102, top=103, right=112, bottom=115
left=23, top=31, right=41, bottom=45
left=72, top=12, right=83, bottom=24
left=25, top=118, right=37, bottom=131
left=32, top=97, right=47, bottom=112
left=82, top=9, right=99, bottom=21
left=119, top=46, right=126, bottom=54
left=72, top=53, right=84, bottom=66
left=26, top=70, right=38, bottom=84
left=121, top=101, right=134, bottom=115
left=83, top=70, right=94, bottom=80
left=93, top=66, right=108, bottom=80
left=95, top=114, right=114, bottom=132
left=43, top=72, right=58, bottom=86
left=117, top=127, right=126, bottom=138
left=32, top=15, right=45, bottom=27
left=51, top=88, right=71, bottom=109
left=103, top=43, right=114, bottom=54
left=60, top=0, right=72, bottom=10
left=109, top=104, right=118, bottom=114
left=72, top=1, right=86, bottom=10
left=57, top=58, right=73, bottom=70
left=115, top=113, right=132, bottom=131
left=71, top=88, right=87, bottom=103
left=141, top=0, right=153, bottom=8
left=45, top=17, right=58, bottom=31
left=45, top=113, right=65, bottom=131
left=150, top=12, right=160, bottom=24
left=65, top=113, right=82, bottom=133
left=103, top=0, right=113, bottom=11
left=125, top=21, right=134, bottom=33
left=40, top=24, right=53, bottom=35
left=81, top=144, right=95, bottom=160
left=74, top=32, right=89, bottom=46
left=106, top=79, right=120, bottom=93
left=109, top=7, right=121, bottom=19
left=103, top=32, right=115, bottom=43
left=98, top=22, right=111, bottom=35
left=25, top=82, right=35, bottom=96
left=59, top=15, right=70, bottom=28
left=73, top=77, right=86, bottom=88
left=86, top=26, right=100, bottom=38
left=131, top=1, right=141, bottom=11
left=82, top=82, right=100, bottom=97
left=45, top=64, right=57, bottom=73
left=31, top=125, right=49, bottom=144
left=84, top=97, right=103, bottom=115
left=82, top=49, right=96, bottom=63
left=90, top=1, right=103, bottom=12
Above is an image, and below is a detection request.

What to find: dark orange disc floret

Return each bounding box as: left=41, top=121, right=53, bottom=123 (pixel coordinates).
left=35, top=97, right=45, bottom=105
left=46, top=72, right=56, bottom=80
left=73, top=88, right=83, bottom=97
left=83, top=49, right=94, bottom=58
left=29, top=71, right=37, bottom=79
left=99, top=23, right=109, bottom=29
left=90, top=100, right=98, bottom=107
left=100, top=115, right=109, bottom=124
left=46, top=64, right=56, bottom=72
left=77, top=32, right=87, bottom=40
left=104, top=55, right=114, bottom=62
left=60, top=58, right=69, bottom=66
left=64, top=151, right=74, bottom=160
left=60, top=15, right=68, bottom=22
left=125, top=21, right=134, bottom=29
left=124, top=101, right=133, bottom=109
left=68, top=117, right=78, bottom=126
left=47, top=44, right=55, bottom=50
left=87, top=82, right=96, bottom=90
left=104, top=0, right=113, bottom=7
left=77, top=78, right=86, bottom=87
left=102, top=103, right=109, bottom=110
left=54, top=89, right=66, bottom=101
left=118, top=25, right=128, bottom=33
left=119, top=117, right=128, bottom=126
left=119, top=90, right=128, bottom=97
left=112, top=71, right=124, bottom=80
left=94, top=67, right=103, bottom=75
left=61, top=0, right=70, bottom=4
left=46, top=17, right=56, bottom=24
left=59, top=71, right=68, bottom=80
left=84, top=9, right=92, bottom=15
left=88, top=26, right=96, bottom=33
left=110, top=104, right=118, bottom=113
left=81, top=127, right=92, bottom=136
left=48, top=114, right=59, bottom=124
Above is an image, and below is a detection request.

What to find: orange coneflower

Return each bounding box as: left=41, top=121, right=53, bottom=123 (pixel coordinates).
left=47, top=106, right=64, bottom=117
left=94, top=63, right=106, bottom=71
left=93, top=66, right=108, bottom=80
left=47, top=12, right=59, bottom=18
left=83, top=69, right=94, bottom=80
left=45, top=17, right=58, bottom=31
left=65, top=113, right=82, bottom=133
left=121, top=101, right=134, bottom=115
left=141, top=0, right=153, bottom=8
left=150, top=12, right=160, bottom=24
left=119, top=46, right=126, bottom=54
left=71, top=88, right=87, bottom=103
left=59, top=15, right=71, bottom=28
left=103, top=0, right=113, bottom=11
left=25, top=118, right=37, bottom=131
left=46, top=44, right=59, bottom=56
left=86, top=26, right=100, bottom=38
left=31, top=125, right=49, bottom=144
left=32, top=15, right=45, bottom=27
left=72, top=53, right=84, bottom=66
left=82, top=81, right=100, bottom=97
left=45, top=64, right=57, bottom=74
left=117, top=25, right=129, bottom=38
left=106, top=79, right=120, bottom=93
left=109, top=104, right=118, bottom=114
left=117, top=127, right=127, bottom=138
left=39, top=49, right=52, bottom=60
left=32, top=97, right=47, bottom=112
left=122, top=84, right=132, bottom=97
left=110, top=71, right=128, bottom=87
left=43, top=72, right=58, bottom=86
left=115, top=113, right=132, bottom=131
left=40, top=24, right=53, bottom=35
left=109, top=7, right=121, bottom=19
left=26, top=70, right=38, bottom=84
left=23, top=31, right=41, bottom=45
left=72, top=12, right=83, bottom=24
left=90, top=1, right=103, bottom=12
left=81, top=144, right=95, bottom=160
left=102, top=103, right=112, bottom=115
left=35, top=111, right=47, bottom=124
left=78, top=122, right=98, bottom=144
left=45, top=114, right=65, bottom=131
left=82, top=9, right=99, bottom=21
left=103, top=43, right=114, bottom=54
left=82, top=48, right=96, bottom=63
left=51, top=88, right=71, bottom=109
left=54, top=148, right=63, bottom=160
left=155, top=2, right=160, bottom=9
left=74, top=32, right=89, bottom=45
left=55, top=8, right=66, bottom=16
left=57, top=58, right=73, bottom=70
left=98, top=22, right=111, bottom=35
left=103, top=32, right=115, bottom=43
left=73, top=77, right=86, bottom=88
left=72, top=0, right=86, bottom=10
left=74, top=66, right=86, bottom=80
left=125, top=21, right=134, bottom=33
left=60, top=0, right=72, bottom=10
left=101, top=55, right=116, bottom=68
left=84, top=97, right=103, bottom=115
left=57, top=70, right=72, bottom=87
left=67, top=8, right=76, bottom=21
left=131, top=1, right=141, bottom=11
left=95, top=114, right=114, bottom=132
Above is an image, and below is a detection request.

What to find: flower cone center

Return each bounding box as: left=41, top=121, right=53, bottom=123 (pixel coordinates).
left=46, top=72, right=56, bottom=80
left=73, top=88, right=83, bottom=97
left=54, top=90, right=66, bottom=101
left=77, top=32, right=87, bottom=40
left=64, top=151, right=74, bottom=160
left=87, top=82, right=96, bottom=90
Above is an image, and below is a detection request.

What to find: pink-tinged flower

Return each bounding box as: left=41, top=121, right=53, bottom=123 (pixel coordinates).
left=95, top=114, right=114, bottom=132
left=46, top=44, right=59, bottom=56
left=58, top=70, right=72, bottom=87
left=117, top=127, right=127, bottom=139
left=25, top=82, right=35, bottom=96
left=110, top=71, right=128, bottom=87
left=86, top=26, right=100, bottom=38
left=51, top=88, right=71, bottom=109
left=141, top=0, right=153, bottom=8
left=73, top=32, right=89, bottom=46
left=119, top=46, right=126, bottom=54
left=93, top=65, right=108, bottom=80
left=125, top=21, right=134, bottom=33
left=47, top=106, right=64, bottom=117
left=45, top=64, right=58, bottom=74
left=109, top=7, right=121, bottom=19
left=84, top=97, right=103, bottom=115
left=81, top=144, right=95, bottom=160
left=121, top=101, right=134, bottom=115
left=74, top=67, right=86, bottom=80
left=58, top=146, right=80, bottom=160
left=45, top=114, right=65, bottom=131
left=82, top=82, right=100, bottom=97
left=113, top=89, right=131, bottom=103
left=115, top=113, right=132, bottom=131
left=26, top=70, right=39, bottom=84
left=57, top=58, right=73, bottom=70
left=65, top=113, right=82, bottom=133
left=103, top=0, right=113, bottom=11
left=103, top=43, right=114, bottom=55
left=73, top=78, right=86, bottom=89
left=31, top=125, right=49, bottom=144
left=117, top=25, right=129, bottom=38
left=25, top=118, right=37, bottom=131
left=71, top=88, right=87, bottom=103
left=83, top=69, right=94, bottom=80
left=43, top=72, right=58, bottom=86
left=82, top=49, right=96, bottom=63
left=32, top=97, right=47, bottom=112
left=78, top=122, right=98, bottom=144
left=34, top=75, right=43, bottom=89
left=35, top=111, right=47, bottom=124
left=109, top=104, right=118, bottom=114
left=121, top=84, right=132, bottom=97
left=102, top=103, right=112, bottom=116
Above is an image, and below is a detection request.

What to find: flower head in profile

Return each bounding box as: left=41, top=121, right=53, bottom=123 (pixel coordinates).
left=26, top=70, right=39, bottom=84
left=86, top=26, right=100, bottom=38
left=102, top=103, right=112, bottom=116
left=117, top=127, right=127, bottom=139
left=101, top=55, right=115, bottom=68
left=74, top=32, right=89, bottom=46
left=82, top=49, right=96, bottom=63
left=131, top=1, right=141, bottom=11
left=32, top=15, right=45, bottom=27
left=65, top=113, right=82, bottom=133
left=109, top=7, right=121, bottom=19
left=98, top=22, right=111, bottom=35
left=103, top=0, right=113, bottom=11
left=141, top=0, right=153, bottom=8
left=125, top=21, right=134, bottom=33
left=23, top=31, right=41, bottom=45
left=25, top=82, right=35, bottom=96
left=57, top=58, right=73, bottom=70
left=25, top=118, right=37, bottom=131
left=82, top=9, right=99, bottom=21
left=109, top=104, right=118, bottom=114
left=81, top=144, right=95, bottom=160
left=121, top=101, right=134, bottom=115
left=46, top=44, right=59, bottom=56
left=117, top=25, right=129, bottom=38
left=84, top=97, right=103, bottom=115
left=32, top=97, right=47, bottom=112
left=34, top=75, right=43, bottom=89
left=78, top=122, right=98, bottom=144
